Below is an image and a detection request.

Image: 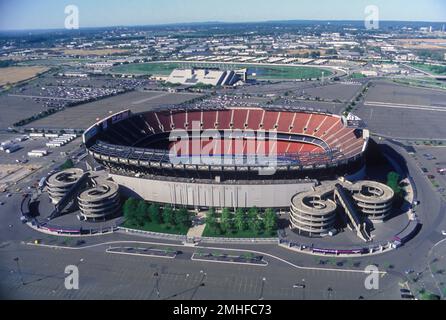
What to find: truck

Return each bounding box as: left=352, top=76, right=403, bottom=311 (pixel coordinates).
left=38, top=177, right=47, bottom=189
left=0, top=143, right=14, bottom=151
left=5, top=144, right=20, bottom=153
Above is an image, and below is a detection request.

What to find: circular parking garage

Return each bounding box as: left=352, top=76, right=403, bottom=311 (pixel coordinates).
left=77, top=179, right=120, bottom=221
left=352, top=181, right=394, bottom=222
left=290, top=190, right=338, bottom=237
left=289, top=180, right=395, bottom=239
left=47, top=168, right=85, bottom=204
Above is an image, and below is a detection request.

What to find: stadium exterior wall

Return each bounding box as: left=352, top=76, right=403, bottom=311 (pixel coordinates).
left=110, top=174, right=316, bottom=209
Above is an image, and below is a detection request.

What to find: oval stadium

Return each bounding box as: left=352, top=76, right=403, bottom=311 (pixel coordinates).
left=83, top=107, right=369, bottom=209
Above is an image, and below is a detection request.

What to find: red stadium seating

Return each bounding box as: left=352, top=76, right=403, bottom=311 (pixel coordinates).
left=145, top=113, right=163, bottom=133
left=233, top=109, right=249, bottom=129
left=306, top=114, right=328, bottom=135
left=291, top=113, right=311, bottom=134
left=187, top=111, right=202, bottom=129
left=218, top=110, right=232, bottom=129
left=143, top=109, right=364, bottom=164
left=202, top=111, right=218, bottom=130
left=277, top=112, right=295, bottom=133
left=246, top=109, right=263, bottom=130
left=314, top=116, right=339, bottom=138
left=172, top=111, right=187, bottom=130
left=262, top=111, right=280, bottom=130
left=156, top=112, right=172, bottom=132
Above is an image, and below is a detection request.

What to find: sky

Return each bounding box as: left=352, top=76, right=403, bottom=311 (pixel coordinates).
left=1, top=0, right=446, bottom=31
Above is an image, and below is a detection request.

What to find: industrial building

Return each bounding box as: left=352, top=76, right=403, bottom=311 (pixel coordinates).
left=166, top=68, right=247, bottom=86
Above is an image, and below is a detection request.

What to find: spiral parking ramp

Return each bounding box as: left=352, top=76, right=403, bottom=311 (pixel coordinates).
left=77, top=178, right=120, bottom=220
left=47, top=168, right=85, bottom=205
left=290, top=180, right=395, bottom=239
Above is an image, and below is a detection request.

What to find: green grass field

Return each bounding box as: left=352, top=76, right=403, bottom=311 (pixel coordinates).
left=111, top=62, right=332, bottom=80
left=350, top=73, right=367, bottom=79
left=392, top=77, right=446, bottom=90
left=411, top=63, right=446, bottom=76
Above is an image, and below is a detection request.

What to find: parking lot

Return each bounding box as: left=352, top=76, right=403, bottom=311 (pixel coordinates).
left=20, top=90, right=203, bottom=131
left=408, top=143, right=446, bottom=200
left=0, top=74, right=157, bottom=130
left=356, top=81, right=446, bottom=139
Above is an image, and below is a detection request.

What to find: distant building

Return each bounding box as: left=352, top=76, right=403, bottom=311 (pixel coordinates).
left=85, top=62, right=116, bottom=69
left=166, top=68, right=247, bottom=87
left=59, top=72, right=89, bottom=78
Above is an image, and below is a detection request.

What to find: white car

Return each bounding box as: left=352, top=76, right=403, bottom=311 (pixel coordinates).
left=442, top=230, right=446, bottom=236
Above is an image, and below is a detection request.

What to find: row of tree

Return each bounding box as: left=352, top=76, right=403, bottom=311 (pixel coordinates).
left=206, top=207, right=278, bottom=236
left=123, top=198, right=192, bottom=229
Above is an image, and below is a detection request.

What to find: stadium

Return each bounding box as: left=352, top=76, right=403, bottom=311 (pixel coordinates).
left=83, top=106, right=370, bottom=210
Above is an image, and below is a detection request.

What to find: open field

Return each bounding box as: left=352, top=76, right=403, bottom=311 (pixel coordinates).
left=395, top=38, right=446, bottom=50
left=392, top=77, right=446, bottom=90
left=111, top=62, right=332, bottom=80
left=0, top=66, right=48, bottom=87
left=411, top=63, right=446, bottom=76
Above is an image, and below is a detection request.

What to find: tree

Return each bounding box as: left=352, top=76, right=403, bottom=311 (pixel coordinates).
left=135, top=200, right=148, bottom=226
left=162, top=205, right=175, bottom=226
left=205, top=208, right=220, bottom=234
left=175, top=208, right=191, bottom=228
left=387, top=171, right=403, bottom=198
left=247, top=207, right=259, bottom=222
left=148, top=204, right=161, bottom=224
left=220, top=208, right=233, bottom=233
left=252, top=219, right=264, bottom=235
left=123, top=198, right=139, bottom=226
left=264, top=208, right=278, bottom=233
left=60, top=159, right=74, bottom=170
left=234, top=208, right=247, bottom=232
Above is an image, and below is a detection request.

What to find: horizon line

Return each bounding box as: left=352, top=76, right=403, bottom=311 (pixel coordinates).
left=1, top=18, right=446, bottom=33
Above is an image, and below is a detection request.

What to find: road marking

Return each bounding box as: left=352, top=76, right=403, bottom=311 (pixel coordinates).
left=26, top=240, right=387, bottom=275
left=191, top=254, right=268, bottom=267
left=365, top=101, right=446, bottom=112
left=106, top=248, right=176, bottom=259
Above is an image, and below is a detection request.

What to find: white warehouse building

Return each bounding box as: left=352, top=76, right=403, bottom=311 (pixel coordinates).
left=166, top=68, right=246, bottom=86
